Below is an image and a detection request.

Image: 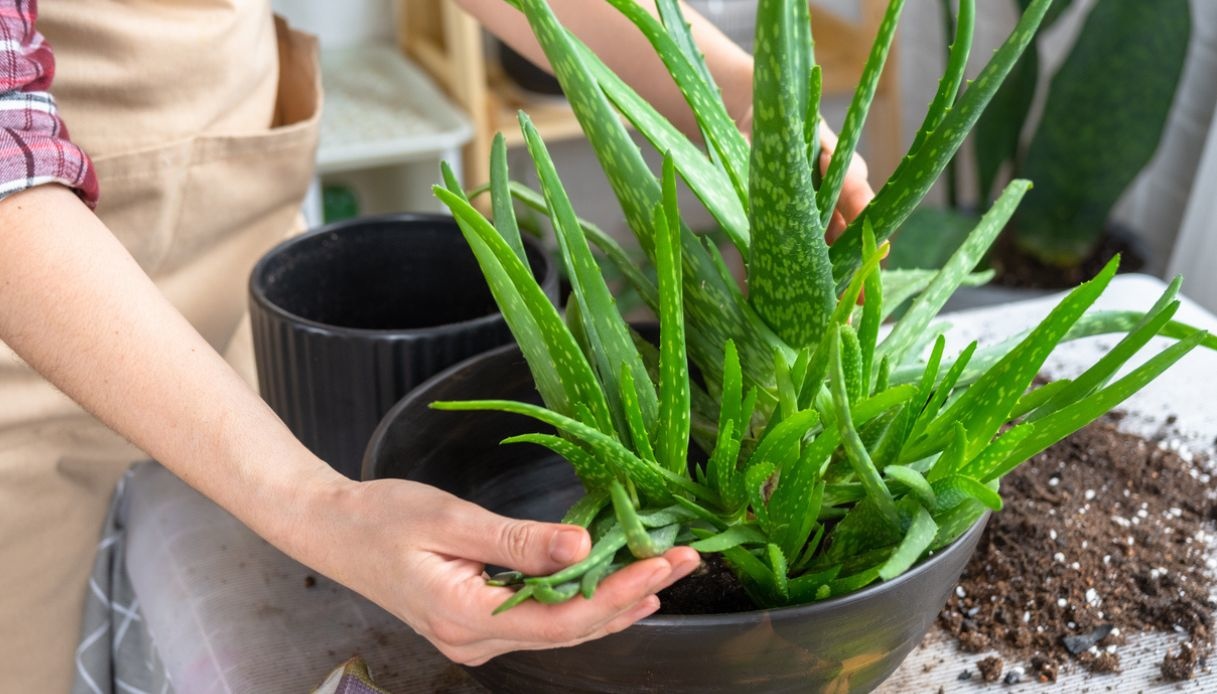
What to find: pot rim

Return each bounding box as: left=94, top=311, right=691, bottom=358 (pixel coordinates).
left=362, top=341, right=991, bottom=627
left=249, top=212, right=551, bottom=339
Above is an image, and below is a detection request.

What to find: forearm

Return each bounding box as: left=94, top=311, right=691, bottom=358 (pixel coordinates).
left=456, top=0, right=754, bottom=137
left=0, top=185, right=341, bottom=554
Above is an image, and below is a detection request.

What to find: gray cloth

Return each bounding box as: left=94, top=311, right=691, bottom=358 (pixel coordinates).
left=72, top=464, right=172, bottom=694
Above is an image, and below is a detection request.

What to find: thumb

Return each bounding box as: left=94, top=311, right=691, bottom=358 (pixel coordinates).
left=435, top=497, right=591, bottom=576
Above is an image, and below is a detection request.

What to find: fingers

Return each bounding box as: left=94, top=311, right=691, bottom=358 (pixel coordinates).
left=431, top=548, right=700, bottom=665
left=426, top=494, right=591, bottom=576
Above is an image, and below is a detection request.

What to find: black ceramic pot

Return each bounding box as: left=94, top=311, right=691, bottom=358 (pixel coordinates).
left=250, top=213, right=557, bottom=480
left=364, top=342, right=989, bottom=694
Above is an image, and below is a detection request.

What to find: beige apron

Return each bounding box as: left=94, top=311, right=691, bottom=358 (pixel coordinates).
left=0, top=2, right=321, bottom=690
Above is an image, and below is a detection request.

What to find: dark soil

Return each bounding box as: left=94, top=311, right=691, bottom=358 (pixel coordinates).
left=977, top=656, right=1003, bottom=682
left=657, top=553, right=754, bottom=615
left=939, top=418, right=1217, bottom=679
left=990, top=228, right=1145, bottom=290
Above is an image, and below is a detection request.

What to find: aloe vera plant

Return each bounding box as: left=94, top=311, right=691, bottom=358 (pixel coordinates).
left=432, top=0, right=1214, bottom=612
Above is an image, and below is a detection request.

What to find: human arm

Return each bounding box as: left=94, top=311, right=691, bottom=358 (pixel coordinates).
left=0, top=184, right=699, bottom=664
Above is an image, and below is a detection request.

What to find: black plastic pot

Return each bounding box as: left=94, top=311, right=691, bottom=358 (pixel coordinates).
left=250, top=213, right=556, bottom=479
left=363, top=342, right=989, bottom=693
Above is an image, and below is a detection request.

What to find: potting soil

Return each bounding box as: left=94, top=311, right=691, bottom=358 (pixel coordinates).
left=938, top=417, right=1217, bottom=682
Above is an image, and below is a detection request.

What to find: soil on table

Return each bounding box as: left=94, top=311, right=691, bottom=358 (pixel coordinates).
left=989, top=229, right=1145, bottom=290
left=938, top=417, right=1217, bottom=682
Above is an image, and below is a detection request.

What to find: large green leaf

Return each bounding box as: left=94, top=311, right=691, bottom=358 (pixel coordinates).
left=1013, top=0, right=1191, bottom=264
left=746, top=0, right=834, bottom=348
left=654, top=156, right=692, bottom=473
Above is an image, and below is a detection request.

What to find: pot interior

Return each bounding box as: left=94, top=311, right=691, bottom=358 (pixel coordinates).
left=256, top=218, right=547, bottom=331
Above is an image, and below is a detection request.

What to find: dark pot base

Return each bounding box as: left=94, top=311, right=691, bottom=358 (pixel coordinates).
left=365, top=343, right=988, bottom=693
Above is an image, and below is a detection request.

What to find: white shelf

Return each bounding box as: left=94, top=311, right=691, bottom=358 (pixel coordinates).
left=316, top=42, right=473, bottom=175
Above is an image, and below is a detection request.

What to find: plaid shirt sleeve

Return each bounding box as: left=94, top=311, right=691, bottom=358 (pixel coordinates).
left=0, top=0, right=98, bottom=207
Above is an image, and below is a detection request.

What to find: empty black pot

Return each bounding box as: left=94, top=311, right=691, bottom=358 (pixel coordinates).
left=363, top=342, right=989, bottom=694
left=250, top=213, right=556, bottom=479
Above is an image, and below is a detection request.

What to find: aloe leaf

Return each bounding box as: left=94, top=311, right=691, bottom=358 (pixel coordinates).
left=957, top=424, right=1033, bottom=480
left=770, top=438, right=825, bottom=559
left=889, top=311, right=1217, bottom=387
left=934, top=475, right=1002, bottom=512
left=561, top=489, right=609, bottom=528
left=1026, top=296, right=1182, bottom=423
left=492, top=585, right=536, bottom=614
left=880, top=180, right=1030, bottom=365
left=655, top=157, right=692, bottom=474
left=520, top=113, right=657, bottom=437
left=878, top=504, right=937, bottom=581
left=502, top=433, right=614, bottom=491
left=570, top=36, right=750, bottom=252
left=602, top=0, right=750, bottom=206
left=707, top=418, right=741, bottom=507
left=860, top=231, right=884, bottom=393
left=746, top=461, right=778, bottom=533
left=474, top=180, right=660, bottom=310
left=913, top=0, right=975, bottom=152
left=986, top=330, right=1208, bottom=479
left=434, top=186, right=613, bottom=433
left=788, top=564, right=841, bottom=603
left=767, top=544, right=790, bottom=601
left=745, top=409, right=821, bottom=476
left=434, top=399, right=682, bottom=503
left=805, top=66, right=823, bottom=178
left=690, top=523, right=768, bottom=553
left=617, top=368, right=657, bottom=463
left=610, top=479, right=662, bottom=558
left=885, top=465, right=936, bottom=509
left=909, top=256, right=1120, bottom=461
left=1008, top=379, right=1069, bottom=421
left=830, top=0, right=1055, bottom=284
left=817, top=0, right=905, bottom=227
left=580, top=555, right=616, bottom=599
left=490, top=133, right=529, bottom=266
left=907, top=341, right=977, bottom=445
left=747, top=0, right=834, bottom=349
left=973, top=36, right=1037, bottom=205
left=440, top=161, right=464, bottom=199
left=879, top=269, right=993, bottom=321
left=840, top=324, right=864, bottom=402
left=830, top=327, right=899, bottom=528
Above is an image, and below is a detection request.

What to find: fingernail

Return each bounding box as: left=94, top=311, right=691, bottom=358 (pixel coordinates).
left=548, top=528, right=583, bottom=564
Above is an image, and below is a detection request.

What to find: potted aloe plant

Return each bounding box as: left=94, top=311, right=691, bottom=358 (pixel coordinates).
left=365, top=0, right=1213, bottom=690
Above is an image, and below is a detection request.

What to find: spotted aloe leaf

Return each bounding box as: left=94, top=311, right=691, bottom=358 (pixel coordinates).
left=830, top=0, right=1055, bottom=285
left=434, top=185, right=612, bottom=433
left=519, top=112, right=657, bottom=438
left=746, top=0, right=834, bottom=349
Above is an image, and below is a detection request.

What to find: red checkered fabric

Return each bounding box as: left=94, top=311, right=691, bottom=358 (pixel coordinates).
left=0, top=0, right=98, bottom=207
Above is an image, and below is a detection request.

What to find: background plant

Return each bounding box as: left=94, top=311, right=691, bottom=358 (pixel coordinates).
left=431, top=0, right=1213, bottom=611
left=893, top=0, right=1191, bottom=271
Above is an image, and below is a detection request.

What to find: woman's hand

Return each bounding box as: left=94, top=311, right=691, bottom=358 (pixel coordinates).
left=292, top=475, right=700, bottom=666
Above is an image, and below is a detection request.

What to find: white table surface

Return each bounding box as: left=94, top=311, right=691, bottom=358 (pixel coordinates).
left=125, top=274, right=1217, bottom=693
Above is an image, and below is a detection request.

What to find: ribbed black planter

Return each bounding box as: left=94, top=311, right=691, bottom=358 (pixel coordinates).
left=364, top=342, right=989, bottom=694
left=250, top=213, right=556, bottom=479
